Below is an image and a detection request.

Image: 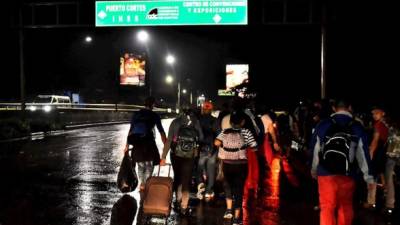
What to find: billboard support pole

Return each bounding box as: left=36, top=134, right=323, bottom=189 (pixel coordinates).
left=321, top=3, right=327, bottom=99
left=177, top=81, right=181, bottom=110
left=19, top=4, right=26, bottom=112
left=116, top=64, right=119, bottom=112
left=115, top=84, right=119, bottom=112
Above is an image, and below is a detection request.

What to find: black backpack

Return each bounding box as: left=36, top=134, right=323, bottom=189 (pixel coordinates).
left=174, top=122, right=199, bottom=158
left=319, top=118, right=355, bottom=175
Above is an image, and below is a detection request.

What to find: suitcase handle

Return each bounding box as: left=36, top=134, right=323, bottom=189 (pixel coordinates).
left=157, top=163, right=172, bottom=177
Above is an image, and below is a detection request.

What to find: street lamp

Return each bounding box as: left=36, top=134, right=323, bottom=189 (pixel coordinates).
left=165, top=74, right=181, bottom=110
left=137, top=30, right=149, bottom=43
left=136, top=30, right=151, bottom=95
left=85, top=36, right=92, bottom=43
left=166, top=54, right=175, bottom=65
left=182, top=89, right=187, bottom=94
left=165, top=54, right=180, bottom=109
left=165, top=75, right=174, bottom=84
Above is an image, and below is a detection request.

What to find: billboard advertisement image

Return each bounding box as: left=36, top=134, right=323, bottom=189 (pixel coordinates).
left=120, top=53, right=146, bottom=86
left=226, top=64, right=248, bottom=89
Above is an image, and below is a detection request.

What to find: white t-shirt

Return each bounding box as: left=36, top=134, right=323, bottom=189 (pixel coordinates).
left=221, top=114, right=232, bottom=130
left=261, top=114, right=273, bottom=134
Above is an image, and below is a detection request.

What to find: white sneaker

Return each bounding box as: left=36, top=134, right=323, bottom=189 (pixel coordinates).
left=197, top=183, right=205, bottom=200
left=205, top=192, right=214, bottom=201
left=223, top=209, right=233, bottom=219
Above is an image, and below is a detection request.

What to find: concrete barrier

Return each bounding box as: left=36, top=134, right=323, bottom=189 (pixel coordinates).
left=0, top=109, right=173, bottom=140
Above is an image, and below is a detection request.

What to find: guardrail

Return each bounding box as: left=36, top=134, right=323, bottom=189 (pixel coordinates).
left=0, top=102, right=176, bottom=140
left=0, top=103, right=172, bottom=113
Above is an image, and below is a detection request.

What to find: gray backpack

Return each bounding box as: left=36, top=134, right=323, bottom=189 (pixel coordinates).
left=174, top=121, right=199, bottom=158
left=387, top=128, right=400, bottom=158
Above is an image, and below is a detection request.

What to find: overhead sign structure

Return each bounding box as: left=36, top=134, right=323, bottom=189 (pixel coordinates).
left=96, top=0, right=247, bottom=26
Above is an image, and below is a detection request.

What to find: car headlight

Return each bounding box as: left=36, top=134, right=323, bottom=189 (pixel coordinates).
left=43, top=105, right=52, bottom=112
left=29, top=106, right=37, bottom=111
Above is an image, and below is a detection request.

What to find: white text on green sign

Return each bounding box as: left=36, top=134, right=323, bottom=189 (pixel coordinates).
left=96, top=0, right=247, bottom=26
left=218, top=89, right=235, bottom=96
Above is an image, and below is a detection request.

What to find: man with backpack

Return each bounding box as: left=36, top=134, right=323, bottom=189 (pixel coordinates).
left=197, top=101, right=219, bottom=201
left=160, top=104, right=203, bottom=216
left=384, top=116, right=400, bottom=216
left=310, top=100, right=374, bottom=225
left=124, top=97, right=167, bottom=192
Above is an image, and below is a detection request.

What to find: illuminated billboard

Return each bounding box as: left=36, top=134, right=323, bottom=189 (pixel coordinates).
left=120, top=53, right=146, bottom=86
left=226, top=64, right=249, bottom=89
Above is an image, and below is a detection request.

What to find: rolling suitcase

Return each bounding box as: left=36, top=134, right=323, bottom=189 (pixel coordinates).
left=142, top=164, right=173, bottom=224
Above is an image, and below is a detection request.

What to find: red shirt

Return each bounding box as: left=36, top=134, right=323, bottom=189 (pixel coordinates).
left=374, top=120, right=389, bottom=143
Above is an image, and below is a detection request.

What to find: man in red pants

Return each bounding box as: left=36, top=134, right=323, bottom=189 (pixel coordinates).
left=310, top=100, right=374, bottom=225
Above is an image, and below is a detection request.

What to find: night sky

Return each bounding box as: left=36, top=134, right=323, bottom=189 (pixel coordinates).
left=1, top=0, right=397, bottom=113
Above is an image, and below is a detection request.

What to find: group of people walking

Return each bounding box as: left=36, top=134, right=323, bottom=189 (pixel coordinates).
left=123, top=96, right=400, bottom=225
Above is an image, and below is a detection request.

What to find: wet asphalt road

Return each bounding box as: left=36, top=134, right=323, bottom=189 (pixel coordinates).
left=0, top=124, right=130, bottom=225
left=0, top=120, right=399, bottom=225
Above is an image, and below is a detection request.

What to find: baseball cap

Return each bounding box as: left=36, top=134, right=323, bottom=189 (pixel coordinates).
left=202, top=101, right=213, bottom=111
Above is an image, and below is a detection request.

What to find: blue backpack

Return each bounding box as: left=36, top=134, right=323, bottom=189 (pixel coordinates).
left=128, top=111, right=151, bottom=144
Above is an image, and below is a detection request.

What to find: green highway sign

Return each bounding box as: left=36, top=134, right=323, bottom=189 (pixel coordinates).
left=218, top=89, right=235, bottom=96
left=95, top=0, right=247, bottom=26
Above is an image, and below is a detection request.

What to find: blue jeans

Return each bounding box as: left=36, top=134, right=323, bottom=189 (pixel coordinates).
left=197, top=151, right=217, bottom=194
left=137, top=161, right=154, bottom=187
